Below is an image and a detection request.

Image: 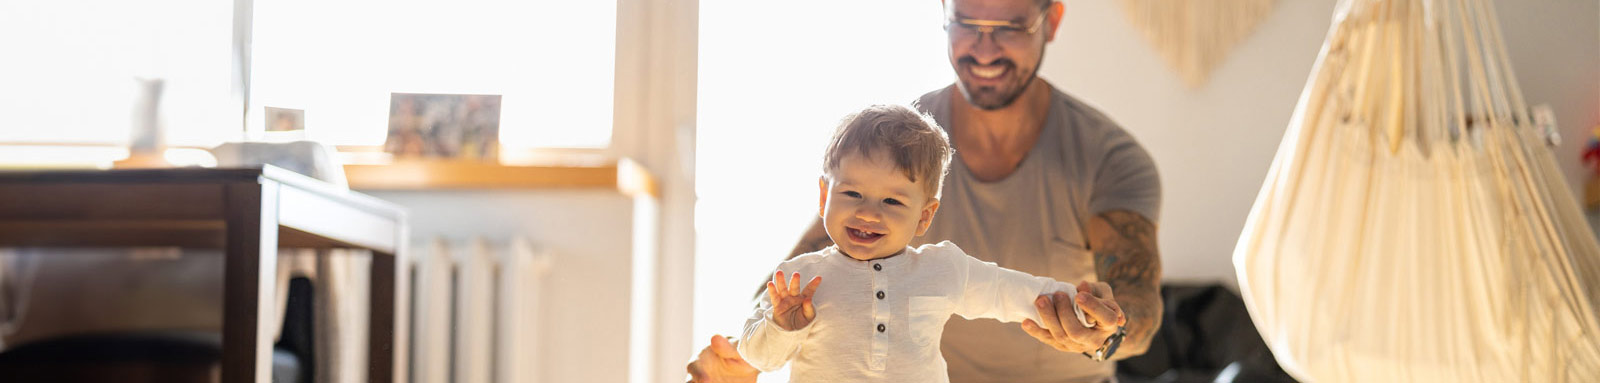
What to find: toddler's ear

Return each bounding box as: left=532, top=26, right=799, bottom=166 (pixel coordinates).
left=915, top=198, right=941, bottom=236
left=817, top=176, right=828, bottom=219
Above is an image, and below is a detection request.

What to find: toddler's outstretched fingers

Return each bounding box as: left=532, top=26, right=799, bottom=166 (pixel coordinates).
left=802, top=276, right=822, bottom=297
left=766, top=281, right=779, bottom=303
left=772, top=271, right=788, bottom=294
left=788, top=272, right=802, bottom=295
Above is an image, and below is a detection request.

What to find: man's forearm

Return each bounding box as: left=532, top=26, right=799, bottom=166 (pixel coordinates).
left=1107, top=287, right=1160, bottom=358
left=1089, top=210, right=1163, bottom=358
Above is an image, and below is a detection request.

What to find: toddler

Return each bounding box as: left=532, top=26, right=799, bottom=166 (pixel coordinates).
left=738, top=104, right=1101, bottom=382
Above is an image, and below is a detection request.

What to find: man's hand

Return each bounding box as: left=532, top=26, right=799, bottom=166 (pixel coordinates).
left=767, top=271, right=822, bottom=331
left=685, top=335, right=758, bottom=383
left=1019, top=281, right=1126, bottom=354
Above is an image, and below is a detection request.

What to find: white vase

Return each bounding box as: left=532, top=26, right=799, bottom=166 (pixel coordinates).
left=128, top=78, right=165, bottom=157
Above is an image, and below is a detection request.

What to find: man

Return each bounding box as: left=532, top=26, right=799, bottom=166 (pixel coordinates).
left=688, top=0, right=1162, bottom=381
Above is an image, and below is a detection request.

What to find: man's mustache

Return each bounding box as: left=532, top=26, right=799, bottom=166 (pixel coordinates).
left=958, top=56, right=1016, bottom=68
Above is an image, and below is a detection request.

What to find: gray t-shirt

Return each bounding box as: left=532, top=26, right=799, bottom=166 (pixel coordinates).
left=912, top=84, right=1161, bottom=383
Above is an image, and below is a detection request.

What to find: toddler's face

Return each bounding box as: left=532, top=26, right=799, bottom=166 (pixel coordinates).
left=819, top=151, right=940, bottom=261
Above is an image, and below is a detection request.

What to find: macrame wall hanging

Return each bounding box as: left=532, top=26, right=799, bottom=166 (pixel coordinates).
left=1234, top=0, right=1600, bottom=381
left=1118, top=0, right=1276, bottom=88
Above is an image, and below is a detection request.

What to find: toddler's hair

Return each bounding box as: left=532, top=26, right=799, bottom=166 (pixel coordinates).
left=823, top=104, right=953, bottom=198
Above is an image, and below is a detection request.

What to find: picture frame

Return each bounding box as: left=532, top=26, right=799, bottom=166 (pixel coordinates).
left=384, top=93, right=501, bottom=161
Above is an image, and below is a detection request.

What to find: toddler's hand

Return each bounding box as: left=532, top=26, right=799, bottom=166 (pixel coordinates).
left=767, top=271, right=822, bottom=331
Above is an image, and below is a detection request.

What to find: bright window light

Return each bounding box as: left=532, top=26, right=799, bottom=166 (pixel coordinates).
left=0, top=0, right=234, bottom=147
left=695, top=1, right=949, bottom=379
left=249, top=0, right=616, bottom=149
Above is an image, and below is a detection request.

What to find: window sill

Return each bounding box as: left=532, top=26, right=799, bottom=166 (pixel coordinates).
left=342, top=158, right=657, bottom=198
left=0, top=143, right=656, bottom=198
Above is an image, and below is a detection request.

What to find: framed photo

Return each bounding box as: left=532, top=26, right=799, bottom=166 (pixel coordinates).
left=384, top=93, right=501, bottom=160
left=265, top=107, right=305, bottom=132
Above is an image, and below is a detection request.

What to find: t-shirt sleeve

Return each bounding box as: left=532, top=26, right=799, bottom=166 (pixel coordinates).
left=1089, top=129, right=1162, bottom=223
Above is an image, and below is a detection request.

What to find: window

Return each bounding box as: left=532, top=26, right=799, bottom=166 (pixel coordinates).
left=250, top=0, right=617, bottom=150
left=0, top=0, right=618, bottom=153
left=0, top=0, right=234, bottom=147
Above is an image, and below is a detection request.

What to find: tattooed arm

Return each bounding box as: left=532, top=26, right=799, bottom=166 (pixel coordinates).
left=1087, top=209, right=1163, bottom=358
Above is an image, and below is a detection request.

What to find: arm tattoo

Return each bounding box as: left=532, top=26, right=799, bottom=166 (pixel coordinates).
left=753, top=219, right=834, bottom=300
left=1089, top=210, right=1163, bottom=358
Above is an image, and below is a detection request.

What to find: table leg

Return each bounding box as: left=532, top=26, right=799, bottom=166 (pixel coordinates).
left=369, top=248, right=406, bottom=383
left=223, top=182, right=280, bottom=383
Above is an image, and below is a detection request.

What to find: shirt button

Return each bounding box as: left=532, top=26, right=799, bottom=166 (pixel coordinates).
left=877, top=324, right=886, bottom=333
left=873, top=264, right=882, bottom=271
left=876, top=291, right=885, bottom=299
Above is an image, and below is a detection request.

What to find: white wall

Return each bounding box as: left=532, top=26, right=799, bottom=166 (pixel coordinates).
left=1040, top=0, right=1600, bottom=284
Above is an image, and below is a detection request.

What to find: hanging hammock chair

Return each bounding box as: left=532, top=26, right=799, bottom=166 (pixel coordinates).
left=1233, top=0, right=1600, bottom=381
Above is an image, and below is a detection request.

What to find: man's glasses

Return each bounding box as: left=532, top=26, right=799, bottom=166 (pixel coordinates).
left=945, top=12, right=1047, bottom=48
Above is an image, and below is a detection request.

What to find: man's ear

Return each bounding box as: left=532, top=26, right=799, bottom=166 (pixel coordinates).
left=1045, top=1, right=1065, bottom=42
left=818, top=176, right=829, bottom=219
left=915, top=198, right=941, bottom=236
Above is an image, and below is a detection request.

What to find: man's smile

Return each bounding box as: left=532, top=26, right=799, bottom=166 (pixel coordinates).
left=968, top=62, right=1010, bottom=80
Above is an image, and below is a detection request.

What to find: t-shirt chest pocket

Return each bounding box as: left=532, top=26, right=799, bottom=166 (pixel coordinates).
left=1046, top=239, right=1097, bottom=284
left=908, top=297, right=953, bottom=347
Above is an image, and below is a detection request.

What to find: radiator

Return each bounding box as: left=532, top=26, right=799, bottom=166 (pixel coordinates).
left=410, top=237, right=552, bottom=383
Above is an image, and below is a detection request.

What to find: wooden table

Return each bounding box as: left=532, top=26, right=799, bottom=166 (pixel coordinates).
left=0, top=166, right=408, bottom=383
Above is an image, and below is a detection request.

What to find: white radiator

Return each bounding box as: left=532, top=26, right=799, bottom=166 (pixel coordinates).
left=410, top=237, right=552, bottom=383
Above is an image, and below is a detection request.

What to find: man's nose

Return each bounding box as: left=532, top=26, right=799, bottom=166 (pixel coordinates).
left=967, top=32, right=1005, bottom=63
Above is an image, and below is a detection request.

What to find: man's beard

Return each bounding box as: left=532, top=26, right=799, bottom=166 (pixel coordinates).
left=955, top=53, right=1045, bottom=110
